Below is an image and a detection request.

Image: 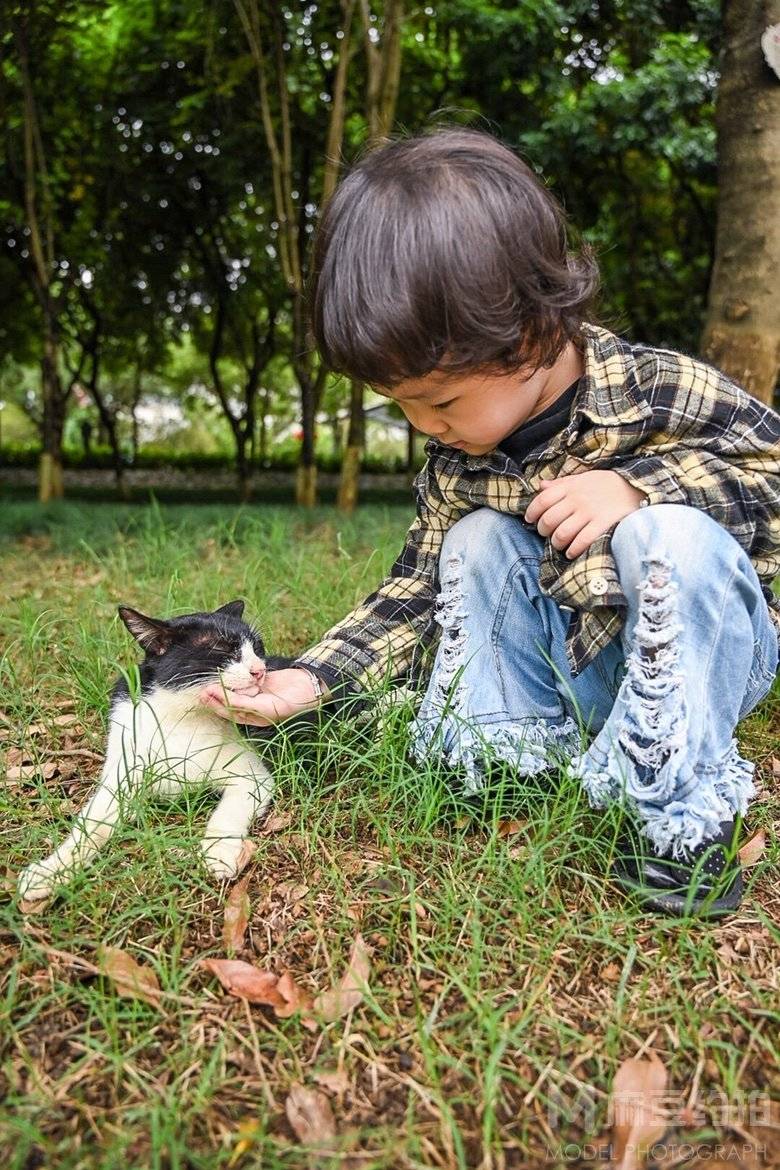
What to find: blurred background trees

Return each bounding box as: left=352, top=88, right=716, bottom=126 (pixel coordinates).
left=1, top=0, right=777, bottom=504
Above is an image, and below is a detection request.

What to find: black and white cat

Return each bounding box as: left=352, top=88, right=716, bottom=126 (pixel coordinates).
left=18, top=600, right=285, bottom=902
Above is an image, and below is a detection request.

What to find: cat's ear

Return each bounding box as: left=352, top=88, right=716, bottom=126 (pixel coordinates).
left=118, top=606, right=172, bottom=655
left=214, top=600, right=245, bottom=620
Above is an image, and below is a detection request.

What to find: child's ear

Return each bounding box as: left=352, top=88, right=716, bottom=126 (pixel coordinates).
left=214, top=599, right=245, bottom=620
left=118, top=606, right=172, bottom=656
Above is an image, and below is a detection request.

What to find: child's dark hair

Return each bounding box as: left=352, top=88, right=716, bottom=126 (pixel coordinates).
left=309, top=128, right=599, bottom=388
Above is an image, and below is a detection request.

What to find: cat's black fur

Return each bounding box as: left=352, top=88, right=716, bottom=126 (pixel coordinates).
left=115, top=599, right=293, bottom=723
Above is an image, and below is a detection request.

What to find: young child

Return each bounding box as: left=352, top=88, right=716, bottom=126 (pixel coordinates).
left=201, top=129, right=780, bottom=918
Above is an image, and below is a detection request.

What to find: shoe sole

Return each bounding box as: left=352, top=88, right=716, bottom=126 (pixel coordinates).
left=613, top=868, right=743, bottom=919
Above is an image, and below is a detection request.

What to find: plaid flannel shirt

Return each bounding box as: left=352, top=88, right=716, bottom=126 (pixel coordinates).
left=297, top=325, right=780, bottom=693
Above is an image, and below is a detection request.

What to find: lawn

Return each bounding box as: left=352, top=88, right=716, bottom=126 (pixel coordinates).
left=1, top=499, right=778, bottom=1170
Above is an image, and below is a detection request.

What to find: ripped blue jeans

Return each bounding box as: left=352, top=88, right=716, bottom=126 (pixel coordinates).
left=408, top=505, right=778, bottom=859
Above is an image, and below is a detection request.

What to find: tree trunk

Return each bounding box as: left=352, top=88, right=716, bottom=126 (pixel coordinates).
left=700, top=0, right=780, bottom=403
left=130, top=362, right=142, bottom=462
left=296, top=373, right=318, bottom=506
left=336, top=380, right=365, bottom=512
left=296, top=464, right=318, bottom=508
left=16, top=15, right=67, bottom=502
left=259, top=385, right=271, bottom=462
left=39, top=338, right=65, bottom=502
left=335, top=0, right=405, bottom=512
left=405, top=419, right=416, bottom=472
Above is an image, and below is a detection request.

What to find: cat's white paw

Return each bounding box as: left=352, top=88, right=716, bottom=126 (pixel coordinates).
left=17, top=859, right=60, bottom=902
left=201, top=836, right=255, bottom=881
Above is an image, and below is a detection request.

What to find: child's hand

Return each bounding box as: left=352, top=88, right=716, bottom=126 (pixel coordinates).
left=525, top=469, right=647, bottom=560
left=199, top=667, right=324, bottom=727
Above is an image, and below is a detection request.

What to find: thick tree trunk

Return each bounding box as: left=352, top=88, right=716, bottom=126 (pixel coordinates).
left=700, top=0, right=780, bottom=403
left=39, top=337, right=65, bottom=502
left=335, top=1, right=405, bottom=513
left=336, top=380, right=365, bottom=512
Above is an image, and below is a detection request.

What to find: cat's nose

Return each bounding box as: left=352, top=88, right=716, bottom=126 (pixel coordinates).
left=249, top=662, right=266, bottom=681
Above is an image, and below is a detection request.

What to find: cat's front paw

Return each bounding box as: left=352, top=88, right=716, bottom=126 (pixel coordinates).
left=17, top=858, right=60, bottom=902
left=201, top=836, right=256, bottom=881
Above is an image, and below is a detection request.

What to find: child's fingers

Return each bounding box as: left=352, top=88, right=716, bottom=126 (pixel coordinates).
left=564, top=520, right=606, bottom=560
left=532, top=498, right=577, bottom=538
left=199, top=687, right=278, bottom=726
left=524, top=483, right=567, bottom=525
left=549, top=511, right=588, bottom=550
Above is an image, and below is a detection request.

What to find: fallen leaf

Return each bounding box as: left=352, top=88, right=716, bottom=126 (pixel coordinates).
left=5, top=747, right=27, bottom=768
left=52, top=713, right=80, bottom=728
left=738, top=829, right=767, bottom=867
left=602, top=962, right=621, bottom=983
left=285, top=1083, right=336, bottom=1147
left=26, top=723, right=47, bottom=738
left=7, top=761, right=58, bottom=783
left=228, top=838, right=257, bottom=879
left=313, top=934, right=371, bottom=1023
left=199, top=958, right=287, bottom=1007
left=223, top=876, right=251, bottom=952
left=274, top=970, right=315, bottom=1026
left=610, top=1054, right=668, bottom=1170
left=19, top=896, right=51, bottom=915
left=261, top=811, right=293, bottom=834
left=313, top=1068, right=350, bottom=1095
left=277, top=881, right=309, bottom=904
left=770, top=756, right=780, bottom=780
left=97, top=945, right=161, bottom=1007
left=497, top=818, right=527, bottom=838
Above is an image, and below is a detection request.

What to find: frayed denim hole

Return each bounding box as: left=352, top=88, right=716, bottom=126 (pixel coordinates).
left=615, top=556, right=690, bottom=799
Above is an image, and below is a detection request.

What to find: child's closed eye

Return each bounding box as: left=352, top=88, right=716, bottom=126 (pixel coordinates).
left=433, top=399, right=456, bottom=411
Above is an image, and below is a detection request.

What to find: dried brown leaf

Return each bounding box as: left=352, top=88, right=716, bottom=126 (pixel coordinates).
left=97, top=945, right=161, bottom=1007
left=313, top=934, right=371, bottom=1023
left=275, top=970, right=315, bottom=1026
left=222, top=876, right=251, bottom=952
left=52, top=713, right=80, bottom=728
left=497, top=818, right=528, bottom=838
left=770, top=756, right=780, bottom=780
left=610, top=1054, right=668, bottom=1170
left=231, top=838, right=257, bottom=878
left=312, top=1068, right=350, bottom=1095
left=7, top=760, right=58, bottom=783
left=738, top=828, right=767, bottom=867
left=261, top=811, right=293, bottom=834
left=285, top=1083, right=336, bottom=1147
left=199, top=958, right=286, bottom=1007
left=19, top=896, right=51, bottom=915
left=277, top=881, right=309, bottom=904
left=26, top=723, right=47, bottom=738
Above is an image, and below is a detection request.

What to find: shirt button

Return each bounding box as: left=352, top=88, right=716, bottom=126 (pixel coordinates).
left=589, top=576, right=609, bottom=597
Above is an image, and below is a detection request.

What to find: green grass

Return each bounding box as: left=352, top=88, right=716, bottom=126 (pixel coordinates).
left=1, top=499, right=778, bottom=1169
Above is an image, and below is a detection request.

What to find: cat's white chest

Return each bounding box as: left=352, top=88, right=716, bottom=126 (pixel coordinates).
left=110, top=687, right=244, bottom=796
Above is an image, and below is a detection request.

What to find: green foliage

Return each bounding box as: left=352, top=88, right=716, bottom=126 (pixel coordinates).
left=0, top=1, right=723, bottom=470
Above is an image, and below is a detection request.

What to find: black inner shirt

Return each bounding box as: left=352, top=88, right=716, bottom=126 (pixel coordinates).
left=498, top=379, right=580, bottom=465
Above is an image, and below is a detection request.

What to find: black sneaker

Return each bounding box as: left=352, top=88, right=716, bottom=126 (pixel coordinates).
left=613, top=819, right=743, bottom=918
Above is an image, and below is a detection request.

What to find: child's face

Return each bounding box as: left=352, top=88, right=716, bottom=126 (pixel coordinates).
left=380, top=364, right=553, bottom=456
